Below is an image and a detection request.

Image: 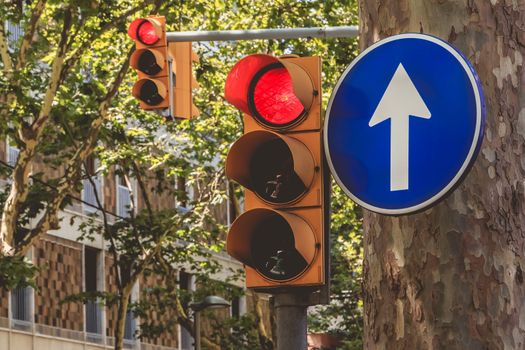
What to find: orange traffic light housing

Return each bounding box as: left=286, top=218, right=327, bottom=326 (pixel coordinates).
left=169, top=42, right=200, bottom=119
left=128, top=16, right=199, bottom=119
left=224, top=54, right=328, bottom=291
left=129, top=16, right=169, bottom=110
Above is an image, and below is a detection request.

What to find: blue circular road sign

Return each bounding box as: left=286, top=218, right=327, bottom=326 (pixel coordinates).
left=324, top=33, right=485, bottom=215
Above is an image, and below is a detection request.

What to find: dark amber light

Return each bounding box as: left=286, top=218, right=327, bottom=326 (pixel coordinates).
left=137, top=50, right=162, bottom=75
left=139, top=80, right=163, bottom=105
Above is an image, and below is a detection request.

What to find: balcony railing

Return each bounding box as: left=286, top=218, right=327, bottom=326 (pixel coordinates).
left=0, top=316, right=179, bottom=349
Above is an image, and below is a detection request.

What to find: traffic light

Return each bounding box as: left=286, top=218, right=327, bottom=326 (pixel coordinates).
left=224, top=54, right=327, bottom=290
left=129, top=16, right=169, bottom=110
left=128, top=16, right=199, bottom=119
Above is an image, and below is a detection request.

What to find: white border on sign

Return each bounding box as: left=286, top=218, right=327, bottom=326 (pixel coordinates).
left=323, top=33, right=483, bottom=215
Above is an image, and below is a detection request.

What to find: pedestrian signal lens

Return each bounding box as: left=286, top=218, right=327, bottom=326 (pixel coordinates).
left=137, top=21, right=160, bottom=45
left=250, top=139, right=306, bottom=204
left=248, top=63, right=305, bottom=128
left=137, top=50, right=162, bottom=75
left=250, top=215, right=308, bottom=281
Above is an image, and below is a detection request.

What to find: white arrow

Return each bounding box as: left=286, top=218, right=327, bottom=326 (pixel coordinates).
left=369, top=63, right=431, bottom=191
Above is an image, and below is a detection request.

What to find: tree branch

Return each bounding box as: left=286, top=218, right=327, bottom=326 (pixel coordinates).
left=58, top=2, right=153, bottom=85
left=0, top=21, right=14, bottom=73
left=1, top=8, right=73, bottom=254
left=129, top=161, right=153, bottom=220
left=16, top=0, right=47, bottom=69
left=13, top=45, right=133, bottom=256
left=156, top=255, right=222, bottom=350
left=83, top=162, right=123, bottom=289
left=121, top=170, right=137, bottom=219
left=251, top=292, right=273, bottom=349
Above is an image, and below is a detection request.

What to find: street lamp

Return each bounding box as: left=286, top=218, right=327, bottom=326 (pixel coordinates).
left=189, top=295, right=230, bottom=350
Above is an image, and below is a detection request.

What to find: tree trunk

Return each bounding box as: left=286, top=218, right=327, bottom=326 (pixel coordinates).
left=114, top=288, right=132, bottom=350
left=359, top=1, right=525, bottom=349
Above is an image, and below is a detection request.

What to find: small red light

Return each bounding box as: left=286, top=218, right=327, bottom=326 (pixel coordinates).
left=137, top=21, right=159, bottom=45
left=252, top=67, right=304, bottom=126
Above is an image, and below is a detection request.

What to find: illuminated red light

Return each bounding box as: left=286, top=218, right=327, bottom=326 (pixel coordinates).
left=137, top=21, right=159, bottom=45
left=251, top=66, right=304, bottom=126
left=128, top=19, right=160, bottom=45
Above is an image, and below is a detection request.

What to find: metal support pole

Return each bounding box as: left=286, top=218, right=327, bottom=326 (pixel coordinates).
left=167, top=26, right=358, bottom=42
left=194, top=311, right=201, bottom=350
left=274, top=293, right=313, bottom=350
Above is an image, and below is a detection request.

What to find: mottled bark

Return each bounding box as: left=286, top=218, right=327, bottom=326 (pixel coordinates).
left=0, top=9, right=72, bottom=254
left=359, top=1, right=525, bottom=349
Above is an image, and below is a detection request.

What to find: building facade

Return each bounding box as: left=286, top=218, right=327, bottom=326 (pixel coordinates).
left=0, top=139, right=269, bottom=350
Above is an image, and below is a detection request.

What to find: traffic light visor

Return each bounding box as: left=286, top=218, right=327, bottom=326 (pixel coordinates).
left=227, top=208, right=317, bottom=281
left=225, top=54, right=315, bottom=129
left=130, top=48, right=166, bottom=76
left=132, top=78, right=167, bottom=106
left=226, top=130, right=315, bottom=205
left=128, top=18, right=162, bottom=45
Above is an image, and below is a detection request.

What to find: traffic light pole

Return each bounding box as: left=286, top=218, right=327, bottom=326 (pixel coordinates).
left=166, top=26, right=358, bottom=42
left=274, top=293, right=311, bottom=350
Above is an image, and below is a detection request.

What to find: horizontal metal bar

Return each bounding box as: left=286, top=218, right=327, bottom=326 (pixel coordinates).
left=166, top=26, right=359, bottom=42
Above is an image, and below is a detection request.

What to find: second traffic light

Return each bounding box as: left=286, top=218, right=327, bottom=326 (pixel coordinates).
left=224, top=54, right=327, bottom=290
left=129, top=16, right=169, bottom=109
left=128, top=16, right=199, bottom=119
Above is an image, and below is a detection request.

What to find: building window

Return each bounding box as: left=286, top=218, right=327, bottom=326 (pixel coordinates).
left=179, top=271, right=195, bottom=350
left=82, top=156, right=102, bottom=214
left=11, top=286, right=31, bottom=322
left=123, top=306, right=136, bottom=341
left=6, top=139, right=19, bottom=167
left=231, top=294, right=246, bottom=319
left=175, top=176, right=195, bottom=213
left=4, top=20, right=23, bottom=50
left=231, top=296, right=240, bottom=319
left=11, top=246, right=33, bottom=331
left=116, top=173, right=134, bottom=218
left=85, top=247, right=102, bottom=335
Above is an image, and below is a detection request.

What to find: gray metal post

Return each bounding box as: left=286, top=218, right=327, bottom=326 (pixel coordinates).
left=274, top=293, right=312, bottom=350
left=194, top=311, right=201, bottom=350
left=167, top=26, right=358, bottom=42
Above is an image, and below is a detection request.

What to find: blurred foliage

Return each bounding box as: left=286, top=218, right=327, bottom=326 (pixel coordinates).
left=0, top=254, right=38, bottom=290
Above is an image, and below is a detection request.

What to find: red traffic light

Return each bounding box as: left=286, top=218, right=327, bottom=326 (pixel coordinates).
left=225, top=54, right=315, bottom=130
left=250, top=63, right=305, bottom=127
left=224, top=55, right=327, bottom=290
left=128, top=18, right=162, bottom=46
